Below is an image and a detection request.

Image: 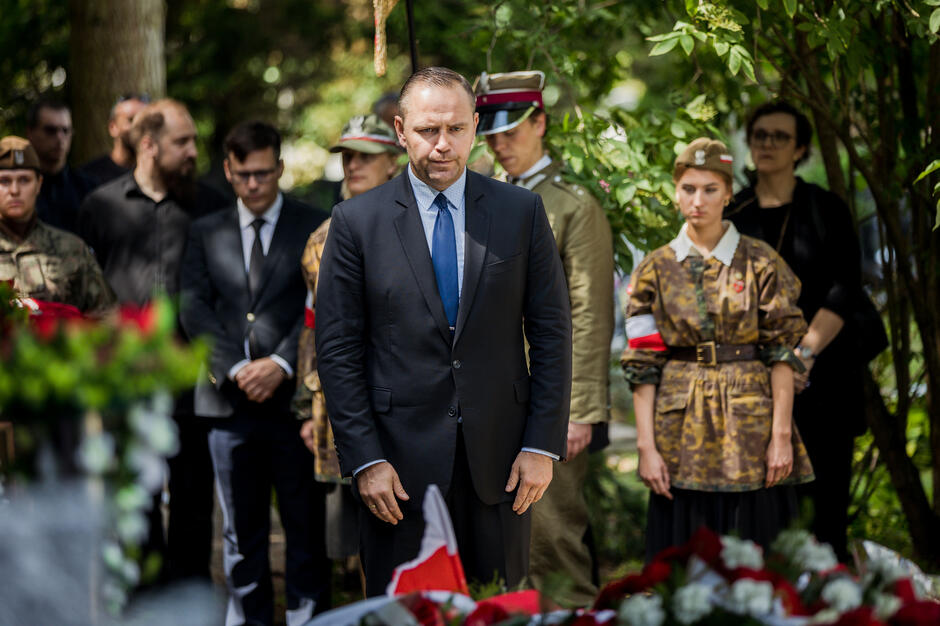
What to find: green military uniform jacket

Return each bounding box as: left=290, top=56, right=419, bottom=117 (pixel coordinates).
left=0, top=218, right=116, bottom=317
left=518, top=159, right=614, bottom=425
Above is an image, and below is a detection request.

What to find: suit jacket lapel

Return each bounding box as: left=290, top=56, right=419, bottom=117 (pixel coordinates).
left=251, top=201, right=291, bottom=308
left=217, top=208, right=253, bottom=310
left=392, top=174, right=453, bottom=344
left=454, top=171, right=488, bottom=345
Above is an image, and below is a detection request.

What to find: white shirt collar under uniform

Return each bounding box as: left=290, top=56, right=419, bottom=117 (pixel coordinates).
left=669, top=220, right=741, bottom=267
left=510, top=154, right=553, bottom=189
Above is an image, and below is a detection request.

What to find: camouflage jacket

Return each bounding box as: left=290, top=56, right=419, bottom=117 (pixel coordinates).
left=521, top=159, right=614, bottom=425
left=294, top=218, right=345, bottom=483
left=0, top=218, right=116, bottom=317
left=620, top=222, right=814, bottom=491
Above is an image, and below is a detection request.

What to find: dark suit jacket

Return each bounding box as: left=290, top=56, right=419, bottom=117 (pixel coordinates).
left=315, top=170, right=572, bottom=506
left=180, top=196, right=327, bottom=417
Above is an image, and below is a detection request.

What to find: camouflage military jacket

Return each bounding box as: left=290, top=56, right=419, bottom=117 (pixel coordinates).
left=0, top=219, right=116, bottom=317
left=521, top=159, right=614, bottom=425
left=294, top=218, right=345, bottom=483
left=620, top=222, right=814, bottom=492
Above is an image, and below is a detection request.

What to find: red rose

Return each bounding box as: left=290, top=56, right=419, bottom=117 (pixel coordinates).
left=398, top=594, right=445, bottom=626
left=889, top=600, right=940, bottom=626
left=464, top=602, right=510, bottom=626
left=892, top=579, right=917, bottom=603
left=119, top=303, right=156, bottom=334
left=827, top=606, right=884, bottom=626
left=643, top=560, right=672, bottom=586
left=688, top=526, right=722, bottom=566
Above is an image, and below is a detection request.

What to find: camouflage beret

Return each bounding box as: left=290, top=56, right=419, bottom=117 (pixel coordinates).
left=329, top=114, right=402, bottom=155
left=673, top=137, right=734, bottom=182
left=0, top=136, right=41, bottom=171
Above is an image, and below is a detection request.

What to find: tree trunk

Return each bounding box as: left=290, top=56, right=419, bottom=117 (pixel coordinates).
left=68, top=0, right=166, bottom=164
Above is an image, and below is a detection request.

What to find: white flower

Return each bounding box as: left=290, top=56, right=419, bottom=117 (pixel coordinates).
left=618, top=594, right=665, bottom=626
left=873, top=592, right=902, bottom=620
left=721, top=536, right=764, bottom=570
left=794, top=540, right=838, bottom=573
left=129, top=402, right=179, bottom=457
left=866, top=556, right=906, bottom=586
left=672, top=583, right=713, bottom=624
left=821, top=578, right=862, bottom=612
left=76, top=431, right=116, bottom=474
left=116, top=510, right=148, bottom=544
left=725, top=579, right=774, bottom=616
left=115, top=484, right=151, bottom=513
left=126, top=444, right=167, bottom=492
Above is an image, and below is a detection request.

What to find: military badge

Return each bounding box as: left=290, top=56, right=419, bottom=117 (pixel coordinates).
left=13, top=150, right=24, bottom=165
left=694, top=149, right=706, bottom=165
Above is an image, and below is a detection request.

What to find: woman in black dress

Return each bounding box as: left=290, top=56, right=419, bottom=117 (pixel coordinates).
left=726, top=101, right=870, bottom=561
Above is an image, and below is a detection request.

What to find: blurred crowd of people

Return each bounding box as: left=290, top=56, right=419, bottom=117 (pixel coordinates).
left=0, top=65, right=878, bottom=626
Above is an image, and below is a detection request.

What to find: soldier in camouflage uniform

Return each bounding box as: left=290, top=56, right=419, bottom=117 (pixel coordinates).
left=295, top=114, right=402, bottom=568
left=476, top=71, right=614, bottom=607
left=621, top=138, right=813, bottom=560
left=0, top=136, right=115, bottom=317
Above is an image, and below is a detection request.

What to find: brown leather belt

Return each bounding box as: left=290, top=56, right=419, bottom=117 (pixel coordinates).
left=669, top=342, right=759, bottom=367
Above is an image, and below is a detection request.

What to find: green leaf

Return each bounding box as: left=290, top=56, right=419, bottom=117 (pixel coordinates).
left=783, top=0, right=797, bottom=19
left=728, top=50, right=742, bottom=76
left=714, top=41, right=730, bottom=56
left=646, top=31, right=681, bottom=42
left=616, top=184, right=637, bottom=205
left=930, top=8, right=940, bottom=34
left=915, top=160, right=940, bottom=183
left=649, top=38, right=680, bottom=56
left=680, top=34, right=695, bottom=55
left=741, top=58, right=757, bottom=82
left=670, top=121, right=687, bottom=138
left=756, top=0, right=769, bottom=9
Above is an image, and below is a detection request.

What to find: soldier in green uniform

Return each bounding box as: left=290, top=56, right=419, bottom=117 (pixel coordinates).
left=0, top=136, right=115, bottom=316
left=475, top=71, right=615, bottom=606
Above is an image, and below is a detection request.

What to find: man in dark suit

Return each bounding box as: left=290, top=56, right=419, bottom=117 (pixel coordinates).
left=316, top=67, right=572, bottom=596
left=180, top=121, right=330, bottom=626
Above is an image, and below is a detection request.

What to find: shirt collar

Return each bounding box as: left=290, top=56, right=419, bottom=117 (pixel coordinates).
left=669, top=220, right=740, bottom=266
left=513, top=154, right=552, bottom=184
left=408, top=165, right=466, bottom=212
left=237, top=192, right=283, bottom=229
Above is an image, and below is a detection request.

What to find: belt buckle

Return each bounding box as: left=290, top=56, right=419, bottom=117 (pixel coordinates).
left=696, top=341, right=717, bottom=367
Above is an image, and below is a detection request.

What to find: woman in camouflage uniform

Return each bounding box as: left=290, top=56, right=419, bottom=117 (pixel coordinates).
left=621, top=138, right=814, bottom=560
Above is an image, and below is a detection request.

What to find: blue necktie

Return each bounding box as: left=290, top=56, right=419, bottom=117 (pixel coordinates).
left=431, top=193, right=459, bottom=329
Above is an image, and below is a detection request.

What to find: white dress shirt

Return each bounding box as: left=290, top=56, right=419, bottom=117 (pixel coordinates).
left=669, top=220, right=741, bottom=267
left=408, top=165, right=466, bottom=297
left=227, top=193, right=294, bottom=380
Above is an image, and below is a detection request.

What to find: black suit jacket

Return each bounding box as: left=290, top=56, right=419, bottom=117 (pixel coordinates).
left=180, top=196, right=327, bottom=416
left=315, top=170, right=572, bottom=506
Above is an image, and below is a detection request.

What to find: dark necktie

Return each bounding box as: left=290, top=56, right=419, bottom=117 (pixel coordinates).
left=431, top=193, right=458, bottom=330
left=247, top=218, right=265, bottom=358
left=248, top=218, right=265, bottom=297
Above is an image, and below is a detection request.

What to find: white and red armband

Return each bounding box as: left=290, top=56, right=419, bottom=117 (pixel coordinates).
left=304, top=289, right=315, bottom=329
left=625, top=314, right=667, bottom=351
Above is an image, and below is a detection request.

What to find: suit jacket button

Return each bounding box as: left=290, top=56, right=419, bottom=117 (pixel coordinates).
left=246, top=312, right=255, bottom=322
left=448, top=406, right=457, bottom=417
left=452, top=359, right=461, bottom=369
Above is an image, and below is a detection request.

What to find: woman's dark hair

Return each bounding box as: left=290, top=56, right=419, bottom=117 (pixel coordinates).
left=745, top=100, right=813, bottom=168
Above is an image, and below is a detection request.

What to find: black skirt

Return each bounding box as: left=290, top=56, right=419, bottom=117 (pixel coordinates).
left=645, top=486, right=799, bottom=562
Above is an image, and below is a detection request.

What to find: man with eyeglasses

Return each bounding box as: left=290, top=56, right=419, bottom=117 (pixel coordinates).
left=77, top=98, right=228, bottom=585
left=80, top=94, right=150, bottom=186
left=24, top=97, right=96, bottom=235
left=180, top=120, right=330, bottom=625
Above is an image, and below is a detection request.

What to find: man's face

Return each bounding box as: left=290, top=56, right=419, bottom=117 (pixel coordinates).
left=26, top=107, right=72, bottom=174
left=153, top=107, right=198, bottom=182
left=109, top=99, right=147, bottom=142
left=395, top=84, right=478, bottom=191
left=0, top=169, right=41, bottom=223
left=342, top=149, right=397, bottom=198
left=485, top=113, right=545, bottom=178
left=224, top=147, right=283, bottom=214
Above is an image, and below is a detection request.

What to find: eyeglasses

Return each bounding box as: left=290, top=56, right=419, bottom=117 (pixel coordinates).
left=231, top=168, right=277, bottom=184
left=750, top=129, right=794, bottom=147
